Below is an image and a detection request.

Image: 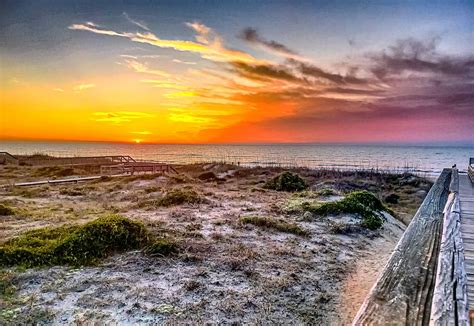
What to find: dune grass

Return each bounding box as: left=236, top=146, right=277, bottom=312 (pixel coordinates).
left=0, top=204, right=15, bottom=216
left=305, top=191, right=389, bottom=230
left=0, top=215, right=152, bottom=267
left=241, top=216, right=308, bottom=236
left=264, top=172, right=308, bottom=192
left=156, top=188, right=202, bottom=207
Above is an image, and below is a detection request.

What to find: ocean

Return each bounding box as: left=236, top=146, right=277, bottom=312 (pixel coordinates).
left=1, top=141, right=473, bottom=176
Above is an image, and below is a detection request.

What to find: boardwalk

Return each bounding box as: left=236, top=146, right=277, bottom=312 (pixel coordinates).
left=460, top=173, right=474, bottom=311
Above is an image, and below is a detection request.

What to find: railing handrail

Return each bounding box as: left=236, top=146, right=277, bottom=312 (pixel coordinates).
left=353, top=168, right=452, bottom=325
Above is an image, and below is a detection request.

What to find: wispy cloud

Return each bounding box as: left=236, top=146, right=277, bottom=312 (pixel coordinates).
left=53, top=88, right=64, bottom=92
left=141, top=79, right=189, bottom=90
left=92, top=111, right=154, bottom=124
left=73, top=83, right=95, bottom=92
left=123, top=12, right=150, bottom=31
left=239, top=27, right=307, bottom=61
left=172, top=59, right=197, bottom=65
left=69, top=21, right=261, bottom=63
left=131, top=130, right=152, bottom=135
left=123, top=59, right=170, bottom=77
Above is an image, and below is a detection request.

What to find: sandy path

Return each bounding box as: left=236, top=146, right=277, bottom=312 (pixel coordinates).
left=337, top=215, right=405, bottom=324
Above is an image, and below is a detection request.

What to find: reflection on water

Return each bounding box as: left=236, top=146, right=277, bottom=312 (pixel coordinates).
left=1, top=141, right=473, bottom=176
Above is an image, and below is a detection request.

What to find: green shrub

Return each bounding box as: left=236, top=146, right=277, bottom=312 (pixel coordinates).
left=145, top=238, right=178, bottom=256
left=157, top=188, right=201, bottom=207
left=241, top=216, right=308, bottom=236
left=264, top=172, right=308, bottom=192
left=0, top=215, right=150, bottom=267
left=307, top=191, right=387, bottom=230
left=0, top=204, right=15, bottom=216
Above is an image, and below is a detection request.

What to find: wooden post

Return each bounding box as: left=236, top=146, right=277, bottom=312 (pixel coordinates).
left=353, top=169, right=452, bottom=325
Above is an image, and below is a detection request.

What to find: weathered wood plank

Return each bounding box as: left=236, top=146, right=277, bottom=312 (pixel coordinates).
left=460, top=173, right=474, bottom=310
left=353, top=169, right=451, bottom=325
left=430, top=168, right=469, bottom=325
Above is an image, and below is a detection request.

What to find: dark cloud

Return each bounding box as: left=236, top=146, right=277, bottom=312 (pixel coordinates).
left=287, top=59, right=370, bottom=85
left=230, top=61, right=305, bottom=83
left=239, top=27, right=298, bottom=56
left=369, top=38, right=474, bottom=80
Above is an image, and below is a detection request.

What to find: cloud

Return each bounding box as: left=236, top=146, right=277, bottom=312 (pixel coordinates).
left=123, top=59, right=170, bottom=77
left=131, top=131, right=152, bottom=135
left=368, top=37, right=474, bottom=80
left=53, top=88, right=64, bottom=92
left=123, top=12, right=150, bottom=31
left=230, top=61, right=304, bottom=83
left=172, top=59, right=197, bottom=65
left=140, top=79, right=189, bottom=90
left=239, top=27, right=306, bottom=61
left=69, top=21, right=261, bottom=64
left=92, top=111, right=154, bottom=124
left=73, top=83, right=95, bottom=91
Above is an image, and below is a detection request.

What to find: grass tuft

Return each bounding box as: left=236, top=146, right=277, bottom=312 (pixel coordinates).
left=264, top=172, right=308, bottom=192
left=241, top=216, right=308, bottom=236
left=0, top=215, right=150, bottom=267
left=157, top=188, right=202, bottom=207
left=0, top=204, right=15, bottom=216
left=34, top=166, right=75, bottom=177
left=144, top=238, right=178, bottom=256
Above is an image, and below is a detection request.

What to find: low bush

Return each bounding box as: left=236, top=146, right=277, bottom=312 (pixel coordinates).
left=197, top=171, right=218, bottom=181
left=264, top=172, right=308, bottom=192
left=144, top=238, right=178, bottom=256
left=307, top=191, right=387, bottom=230
left=384, top=193, right=400, bottom=204
left=157, top=188, right=202, bottom=207
left=241, top=216, right=308, bottom=236
left=0, top=204, right=15, bottom=216
left=0, top=215, right=150, bottom=267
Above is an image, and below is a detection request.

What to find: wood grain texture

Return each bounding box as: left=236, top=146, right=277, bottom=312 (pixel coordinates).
left=459, top=173, right=474, bottom=312
left=430, top=169, right=469, bottom=326
left=353, top=169, right=451, bottom=326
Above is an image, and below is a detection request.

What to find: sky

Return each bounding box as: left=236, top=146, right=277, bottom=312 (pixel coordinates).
left=0, top=0, right=473, bottom=144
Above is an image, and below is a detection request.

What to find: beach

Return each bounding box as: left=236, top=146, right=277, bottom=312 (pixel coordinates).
left=0, top=160, right=433, bottom=324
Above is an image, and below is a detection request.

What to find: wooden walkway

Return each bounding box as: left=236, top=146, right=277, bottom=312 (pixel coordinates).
left=460, top=173, right=474, bottom=310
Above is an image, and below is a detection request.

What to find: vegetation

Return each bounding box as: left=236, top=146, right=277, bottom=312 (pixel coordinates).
left=264, top=172, right=308, bottom=192
left=241, top=216, right=308, bottom=236
left=145, top=238, right=178, bottom=256
left=34, top=166, right=75, bottom=177
left=306, top=191, right=389, bottom=230
left=157, top=188, right=202, bottom=207
left=384, top=193, right=400, bottom=204
left=59, top=188, right=84, bottom=196
left=197, top=171, right=218, bottom=181
left=0, top=204, right=15, bottom=216
left=0, top=271, right=15, bottom=299
left=0, top=215, right=150, bottom=267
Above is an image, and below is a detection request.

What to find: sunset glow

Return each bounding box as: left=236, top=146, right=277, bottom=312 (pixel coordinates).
left=1, top=1, right=473, bottom=144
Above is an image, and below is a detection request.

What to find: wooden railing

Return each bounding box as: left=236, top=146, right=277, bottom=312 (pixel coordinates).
left=353, top=168, right=465, bottom=325
left=429, top=168, right=469, bottom=324
left=469, top=158, right=474, bottom=183
left=20, top=155, right=136, bottom=166
left=0, top=152, right=19, bottom=165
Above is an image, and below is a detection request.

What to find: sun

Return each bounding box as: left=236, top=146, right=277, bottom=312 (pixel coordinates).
left=133, top=139, right=142, bottom=144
